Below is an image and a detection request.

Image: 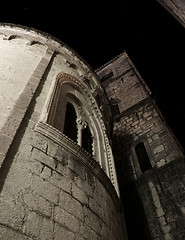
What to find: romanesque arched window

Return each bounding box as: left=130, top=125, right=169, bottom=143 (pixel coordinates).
left=135, top=142, right=152, bottom=173
left=46, top=74, right=95, bottom=156
left=37, top=73, right=119, bottom=195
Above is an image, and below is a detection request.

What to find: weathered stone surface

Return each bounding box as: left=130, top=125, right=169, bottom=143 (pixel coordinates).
left=71, top=183, right=89, bottom=205
left=30, top=174, right=60, bottom=204
left=0, top=199, right=25, bottom=231
left=0, top=225, right=30, bottom=240
left=59, top=190, right=84, bottom=221
left=23, top=211, right=41, bottom=239
left=97, top=52, right=185, bottom=240
left=54, top=206, right=80, bottom=233
left=54, top=223, right=75, bottom=240
left=24, top=192, right=52, bottom=217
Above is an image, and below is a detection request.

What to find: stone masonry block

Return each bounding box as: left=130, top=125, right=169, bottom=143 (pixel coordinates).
left=24, top=192, right=52, bottom=217
left=39, top=218, right=54, bottom=240
left=75, top=176, right=93, bottom=197
left=101, top=223, right=111, bottom=240
left=54, top=223, right=75, bottom=240
left=55, top=160, right=69, bottom=177
left=31, top=134, right=48, bottom=153
left=6, top=163, right=32, bottom=189
left=53, top=147, right=69, bottom=166
left=0, top=199, right=25, bottom=231
left=84, top=206, right=101, bottom=233
left=47, top=139, right=59, bottom=157
left=59, top=190, right=84, bottom=221
left=54, top=206, right=80, bottom=233
left=23, top=211, right=41, bottom=239
left=79, top=224, right=101, bottom=240
left=92, top=189, right=105, bottom=209
left=40, top=166, right=52, bottom=179
left=49, top=171, right=72, bottom=194
left=30, top=174, right=59, bottom=204
left=31, top=147, right=56, bottom=170
left=0, top=225, right=31, bottom=240
left=89, top=196, right=103, bottom=219
left=153, top=145, right=165, bottom=154
left=15, top=152, right=43, bottom=176
left=71, top=183, right=89, bottom=205
left=68, top=157, right=86, bottom=179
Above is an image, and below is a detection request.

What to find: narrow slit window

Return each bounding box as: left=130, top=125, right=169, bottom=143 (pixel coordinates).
left=82, top=125, right=93, bottom=155
left=135, top=142, right=152, bottom=173
left=63, top=102, right=78, bottom=142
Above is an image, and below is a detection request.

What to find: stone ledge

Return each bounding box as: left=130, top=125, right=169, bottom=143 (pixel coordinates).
left=135, top=156, right=185, bottom=186
left=35, top=121, right=120, bottom=206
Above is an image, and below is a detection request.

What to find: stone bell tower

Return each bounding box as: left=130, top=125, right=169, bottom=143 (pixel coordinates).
left=96, top=52, right=185, bottom=240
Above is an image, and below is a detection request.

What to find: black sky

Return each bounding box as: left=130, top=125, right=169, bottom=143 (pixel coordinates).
left=1, top=0, right=185, bottom=149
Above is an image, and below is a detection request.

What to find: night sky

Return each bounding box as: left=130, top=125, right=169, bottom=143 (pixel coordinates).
left=1, top=0, right=185, bottom=149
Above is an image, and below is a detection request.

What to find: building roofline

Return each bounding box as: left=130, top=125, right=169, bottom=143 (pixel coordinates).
left=0, top=22, right=97, bottom=76
left=95, top=51, right=127, bottom=72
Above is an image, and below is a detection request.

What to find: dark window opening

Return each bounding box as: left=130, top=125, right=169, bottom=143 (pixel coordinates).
left=110, top=98, right=120, bottom=116
left=63, top=103, right=78, bottom=142
left=135, top=142, right=152, bottom=173
left=82, top=125, right=93, bottom=155
left=113, top=104, right=120, bottom=116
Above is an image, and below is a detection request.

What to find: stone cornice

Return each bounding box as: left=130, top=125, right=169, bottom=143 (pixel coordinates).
left=35, top=121, right=119, bottom=205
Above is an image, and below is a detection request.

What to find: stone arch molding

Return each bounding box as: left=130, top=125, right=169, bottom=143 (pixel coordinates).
left=37, top=73, right=119, bottom=195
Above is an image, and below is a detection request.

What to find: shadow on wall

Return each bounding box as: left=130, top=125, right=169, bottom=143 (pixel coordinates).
left=112, top=132, right=152, bottom=240
left=121, top=182, right=152, bottom=240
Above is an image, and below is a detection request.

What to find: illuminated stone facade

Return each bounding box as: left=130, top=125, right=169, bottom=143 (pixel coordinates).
left=0, top=24, right=126, bottom=240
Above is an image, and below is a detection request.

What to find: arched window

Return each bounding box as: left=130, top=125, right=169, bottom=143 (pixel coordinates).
left=38, top=73, right=120, bottom=195
left=82, top=125, right=93, bottom=155
left=63, top=102, right=78, bottom=142
left=135, top=142, right=152, bottom=173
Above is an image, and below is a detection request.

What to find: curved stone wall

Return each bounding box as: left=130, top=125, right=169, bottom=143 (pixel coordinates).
left=0, top=24, right=127, bottom=239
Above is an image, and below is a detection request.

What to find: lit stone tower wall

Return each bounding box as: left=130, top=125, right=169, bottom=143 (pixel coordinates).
left=96, top=52, right=185, bottom=240
left=0, top=24, right=127, bottom=240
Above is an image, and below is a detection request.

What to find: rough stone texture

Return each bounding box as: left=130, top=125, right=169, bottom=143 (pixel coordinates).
left=0, top=24, right=126, bottom=240
left=0, top=121, right=125, bottom=239
left=112, top=100, right=184, bottom=182
left=97, top=52, right=185, bottom=240
left=0, top=35, right=46, bottom=129
left=0, top=38, right=54, bottom=168
left=97, top=52, right=151, bottom=113
left=2, top=22, right=185, bottom=240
